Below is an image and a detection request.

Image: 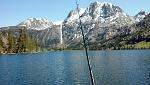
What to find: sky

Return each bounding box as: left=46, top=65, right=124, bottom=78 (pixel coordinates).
left=0, top=0, right=150, bottom=27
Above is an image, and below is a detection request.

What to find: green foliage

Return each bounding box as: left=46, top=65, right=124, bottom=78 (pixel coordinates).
left=26, top=36, right=37, bottom=52
left=0, top=32, right=4, bottom=47
left=0, top=32, right=5, bottom=53
left=134, top=41, right=150, bottom=49
left=7, top=30, right=16, bottom=53
left=0, top=26, right=44, bottom=54
left=16, top=27, right=39, bottom=53
left=17, top=28, right=28, bottom=53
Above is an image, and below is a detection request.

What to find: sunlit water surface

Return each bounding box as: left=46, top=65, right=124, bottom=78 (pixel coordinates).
left=0, top=50, right=150, bottom=85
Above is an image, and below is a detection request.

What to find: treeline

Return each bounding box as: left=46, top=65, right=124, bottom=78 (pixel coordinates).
left=87, top=21, right=150, bottom=50
left=89, top=27, right=150, bottom=50
left=89, top=13, right=150, bottom=50
left=0, top=26, right=41, bottom=54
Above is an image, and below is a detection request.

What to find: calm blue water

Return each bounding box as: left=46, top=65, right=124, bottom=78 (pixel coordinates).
left=0, top=50, right=150, bottom=85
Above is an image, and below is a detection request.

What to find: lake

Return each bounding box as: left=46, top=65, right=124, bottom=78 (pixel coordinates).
left=0, top=50, right=150, bottom=85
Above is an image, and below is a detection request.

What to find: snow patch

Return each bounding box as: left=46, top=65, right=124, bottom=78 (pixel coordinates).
left=53, top=20, right=64, bottom=25
left=67, top=8, right=86, bottom=22
left=18, top=18, right=53, bottom=30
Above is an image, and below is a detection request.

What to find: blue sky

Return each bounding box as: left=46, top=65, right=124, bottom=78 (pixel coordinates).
left=0, top=0, right=150, bottom=27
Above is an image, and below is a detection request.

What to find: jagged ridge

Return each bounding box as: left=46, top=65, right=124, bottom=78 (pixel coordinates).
left=18, top=18, right=53, bottom=30
left=0, top=1, right=149, bottom=49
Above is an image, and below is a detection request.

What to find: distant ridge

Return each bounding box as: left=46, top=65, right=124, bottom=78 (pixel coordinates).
left=0, top=1, right=149, bottom=50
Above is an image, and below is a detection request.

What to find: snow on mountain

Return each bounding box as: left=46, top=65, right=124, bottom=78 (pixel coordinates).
left=18, top=18, right=53, bottom=30
left=64, top=1, right=133, bottom=25
left=62, top=1, right=135, bottom=46
left=2, top=1, right=148, bottom=49
left=134, top=11, right=149, bottom=22
left=64, top=8, right=86, bottom=23
left=53, top=20, right=64, bottom=25
left=83, top=1, right=115, bottom=20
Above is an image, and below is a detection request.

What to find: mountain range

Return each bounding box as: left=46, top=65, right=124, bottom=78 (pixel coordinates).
left=0, top=1, right=149, bottom=50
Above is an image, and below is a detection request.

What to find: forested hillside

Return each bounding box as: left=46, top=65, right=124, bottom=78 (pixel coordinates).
left=0, top=26, right=42, bottom=54
left=89, top=13, right=150, bottom=50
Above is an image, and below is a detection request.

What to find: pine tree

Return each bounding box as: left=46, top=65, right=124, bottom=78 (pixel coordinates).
left=16, top=26, right=42, bottom=53
left=26, top=36, right=37, bottom=52
left=22, top=28, right=28, bottom=52
left=0, top=32, right=4, bottom=53
left=7, top=30, right=14, bottom=53
left=17, top=28, right=25, bottom=53
left=0, top=32, right=3, bottom=46
left=17, top=26, right=30, bottom=53
left=12, top=36, right=17, bottom=53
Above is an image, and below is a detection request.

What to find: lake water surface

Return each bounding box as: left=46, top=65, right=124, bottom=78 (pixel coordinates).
left=0, top=50, right=150, bottom=85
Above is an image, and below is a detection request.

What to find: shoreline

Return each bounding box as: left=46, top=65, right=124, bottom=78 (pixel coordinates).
left=0, top=49, right=150, bottom=55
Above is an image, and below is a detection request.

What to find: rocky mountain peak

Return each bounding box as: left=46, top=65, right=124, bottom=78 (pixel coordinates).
left=136, top=11, right=148, bottom=16
left=0, top=1, right=149, bottom=49
left=86, top=1, right=123, bottom=19
left=134, top=11, right=149, bottom=22
left=18, top=18, right=53, bottom=30
left=64, top=8, right=86, bottom=22
left=64, top=1, right=128, bottom=24
left=62, top=1, right=135, bottom=46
